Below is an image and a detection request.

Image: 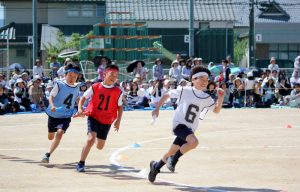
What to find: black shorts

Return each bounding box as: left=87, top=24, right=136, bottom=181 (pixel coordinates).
left=173, top=124, right=194, bottom=141
left=48, top=116, right=71, bottom=133
left=246, top=89, right=254, bottom=96
left=173, top=137, right=187, bottom=147
left=87, top=116, right=111, bottom=140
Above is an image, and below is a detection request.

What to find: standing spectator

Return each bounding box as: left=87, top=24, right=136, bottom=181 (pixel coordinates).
left=169, top=60, right=181, bottom=83
left=294, top=55, right=300, bottom=72
left=149, top=79, right=165, bottom=108
left=57, top=58, right=71, bottom=79
left=21, top=72, right=30, bottom=85
left=132, top=60, right=147, bottom=81
left=96, top=56, right=111, bottom=82
left=226, top=55, right=235, bottom=67
left=221, top=59, right=231, bottom=83
left=268, top=57, right=279, bottom=73
left=178, top=59, right=186, bottom=74
left=181, top=59, right=192, bottom=81
left=14, top=78, right=30, bottom=111
left=244, top=72, right=255, bottom=107
left=253, top=78, right=264, bottom=107
left=290, top=70, right=300, bottom=88
left=152, top=58, right=164, bottom=80
left=32, top=59, right=44, bottom=79
left=49, top=56, right=61, bottom=80
left=232, top=77, right=245, bottom=108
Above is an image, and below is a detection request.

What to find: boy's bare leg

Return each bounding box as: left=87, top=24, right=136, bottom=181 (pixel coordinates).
left=79, top=132, right=97, bottom=161
left=48, top=129, right=64, bottom=155
left=96, top=138, right=106, bottom=150
left=162, top=144, right=180, bottom=162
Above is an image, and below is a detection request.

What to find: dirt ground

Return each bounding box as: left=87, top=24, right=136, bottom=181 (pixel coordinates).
left=0, top=108, right=299, bottom=192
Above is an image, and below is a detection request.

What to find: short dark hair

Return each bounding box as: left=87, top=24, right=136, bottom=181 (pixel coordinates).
left=190, top=66, right=211, bottom=80
left=105, top=64, right=119, bottom=71
left=64, top=62, right=81, bottom=73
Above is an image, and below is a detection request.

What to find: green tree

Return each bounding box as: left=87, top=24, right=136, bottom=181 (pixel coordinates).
left=234, top=35, right=248, bottom=66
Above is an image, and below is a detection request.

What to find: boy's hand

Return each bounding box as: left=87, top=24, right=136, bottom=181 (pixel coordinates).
left=50, top=106, right=56, bottom=112
left=73, top=109, right=85, bottom=118
left=152, top=108, right=159, bottom=118
left=113, top=120, right=121, bottom=132
left=217, top=88, right=225, bottom=97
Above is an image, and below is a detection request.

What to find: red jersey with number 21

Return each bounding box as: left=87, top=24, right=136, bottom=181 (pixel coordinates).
left=85, top=83, right=122, bottom=124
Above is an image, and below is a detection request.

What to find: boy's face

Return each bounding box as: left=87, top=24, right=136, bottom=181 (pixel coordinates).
left=65, top=72, right=79, bottom=84
left=192, top=76, right=209, bottom=90
left=104, top=70, right=118, bottom=85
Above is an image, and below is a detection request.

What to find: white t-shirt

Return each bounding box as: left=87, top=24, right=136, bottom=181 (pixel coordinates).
left=167, top=87, right=215, bottom=132
left=244, top=79, right=255, bottom=90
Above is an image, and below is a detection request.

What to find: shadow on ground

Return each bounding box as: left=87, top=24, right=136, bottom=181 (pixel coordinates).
left=0, top=154, right=282, bottom=192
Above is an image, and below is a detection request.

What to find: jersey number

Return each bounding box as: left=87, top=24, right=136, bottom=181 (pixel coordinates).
left=185, top=104, right=199, bottom=123
left=97, top=94, right=111, bottom=111
left=63, top=94, right=74, bottom=109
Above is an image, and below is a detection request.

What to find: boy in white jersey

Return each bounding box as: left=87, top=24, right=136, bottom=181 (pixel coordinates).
left=148, top=66, right=225, bottom=182
left=41, top=63, right=80, bottom=163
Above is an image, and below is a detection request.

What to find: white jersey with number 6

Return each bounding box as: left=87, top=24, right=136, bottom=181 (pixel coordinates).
left=168, top=86, right=215, bottom=132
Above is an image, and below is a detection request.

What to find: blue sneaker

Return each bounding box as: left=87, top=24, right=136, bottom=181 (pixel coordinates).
left=41, top=153, right=49, bottom=163
left=76, top=163, right=85, bottom=172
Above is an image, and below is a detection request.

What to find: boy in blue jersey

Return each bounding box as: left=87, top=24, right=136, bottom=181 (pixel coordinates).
left=41, top=63, right=81, bottom=163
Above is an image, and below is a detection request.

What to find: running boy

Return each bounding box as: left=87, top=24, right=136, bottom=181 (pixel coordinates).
left=41, top=63, right=81, bottom=163
left=148, top=66, right=224, bottom=182
left=74, top=65, right=123, bottom=172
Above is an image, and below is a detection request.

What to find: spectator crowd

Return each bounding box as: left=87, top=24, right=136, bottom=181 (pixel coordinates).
left=1, top=54, right=300, bottom=115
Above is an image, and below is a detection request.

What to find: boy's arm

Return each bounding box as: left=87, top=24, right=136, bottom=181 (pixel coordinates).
left=213, top=88, right=225, bottom=114
left=114, top=106, right=123, bottom=131
left=152, top=92, right=170, bottom=117
left=48, top=95, right=56, bottom=112
left=73, top=96, right=87, bottom=117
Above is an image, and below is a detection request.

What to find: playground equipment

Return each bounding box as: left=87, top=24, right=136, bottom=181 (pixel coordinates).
left=80, top=12, right=162, bottom=62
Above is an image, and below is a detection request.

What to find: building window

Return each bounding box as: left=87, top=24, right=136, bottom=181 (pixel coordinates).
left=269, top=43, right=300, bottom=61
left=67, top=4, right=80, bottom=17
left=16, top=49, right=26, bottom=57
left=82, top=4, right=94, bottom=17
left=96, top=4, right=105, bottom=17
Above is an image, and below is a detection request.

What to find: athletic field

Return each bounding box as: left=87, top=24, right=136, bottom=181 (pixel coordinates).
left=0, top=109, right=299, bottom=192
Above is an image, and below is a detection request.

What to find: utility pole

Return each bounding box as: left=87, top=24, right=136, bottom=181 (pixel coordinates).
left=32, top=0, right=37, bottom=67
left=189, top=0, right=194, bottom=57
left=249, top=0, right=255, bottom=67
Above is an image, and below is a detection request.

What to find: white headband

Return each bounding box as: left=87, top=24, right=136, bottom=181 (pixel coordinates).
left=192, top=72, right=209, bottom=79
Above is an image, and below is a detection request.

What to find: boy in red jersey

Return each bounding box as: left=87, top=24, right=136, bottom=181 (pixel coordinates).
left=74, top=65, right=123, bottom=172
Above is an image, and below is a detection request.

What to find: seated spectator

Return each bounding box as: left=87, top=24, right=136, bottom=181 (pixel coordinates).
left=290, top=70, right=300, bottom=88
left=169, top=60, right=181, bottom=82
left=149, top=79, right=165, bottom=108
left=0, top=73, right=7, bottom=87
left=276, top=78, right=292, bottom=105
left=262, top=77, right=277, bottom=107
left=206, top=81, right=217, bottom=101
left=284, top=83, right=300, bottom=107
left=181, top=59, right=192, bottom=81
left=14, top=78, right=31, bottom=111
left=28, top=76, right=44, bottom=112
left=126, top=82, right=144, bottom=109
left=220, top=82, right=233, bottom=108
left=0, top=86, right=11, bottom=115
left=253, top=78, right=264, bottom=107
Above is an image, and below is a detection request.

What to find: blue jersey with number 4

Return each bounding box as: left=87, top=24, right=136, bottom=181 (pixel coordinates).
left=46, top=81, right=79, bottom=118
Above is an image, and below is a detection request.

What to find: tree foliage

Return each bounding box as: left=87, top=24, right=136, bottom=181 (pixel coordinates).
left=233, top=35, right=248, bottom=66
